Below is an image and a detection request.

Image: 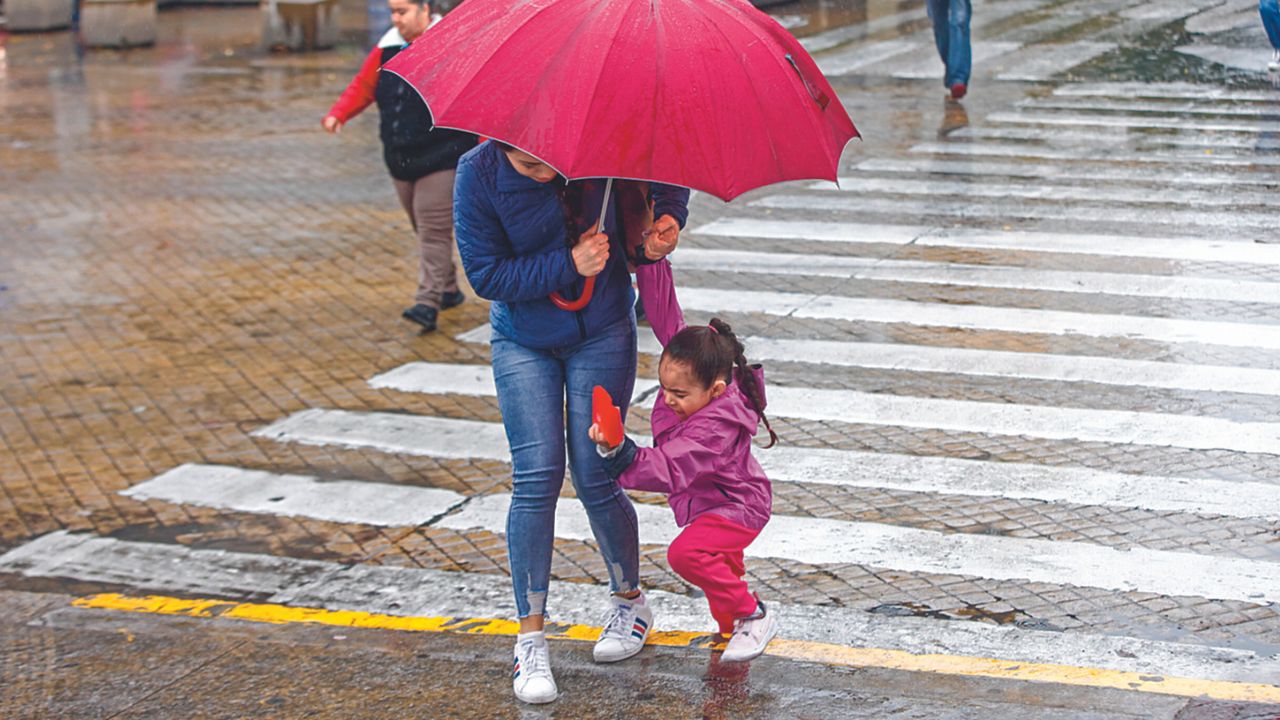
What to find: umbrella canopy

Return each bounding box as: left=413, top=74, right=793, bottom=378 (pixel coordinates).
left=383, top=0, right=858, bottom=201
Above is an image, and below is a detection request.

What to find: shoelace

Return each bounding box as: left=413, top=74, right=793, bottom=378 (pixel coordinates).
left=518, top=640, right=550, bottom=677
left=600, top=604, right=634, bottom=639
left=731, top=610, right=766, bottom=639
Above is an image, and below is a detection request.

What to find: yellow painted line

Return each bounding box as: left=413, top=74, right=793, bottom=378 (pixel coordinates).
left=73, top=593, right=1280, bottom=704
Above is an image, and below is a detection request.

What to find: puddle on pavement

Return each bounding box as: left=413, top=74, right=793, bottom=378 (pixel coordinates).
left=1072, top=19, right=1276, bottom=88
left=870, top=600, right=1031, bottom=626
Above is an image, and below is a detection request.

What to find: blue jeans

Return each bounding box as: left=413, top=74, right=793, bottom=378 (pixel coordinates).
left=927, top=0, right=972, bottom=88
left=1262, top=0, right=1280, bottom=49
left=491, top=315, right=641, bottom=618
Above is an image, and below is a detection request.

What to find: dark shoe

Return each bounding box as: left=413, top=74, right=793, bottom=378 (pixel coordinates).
left=441, top=290, right=466, bottom=310
left=949, top=83, right=967, bottom=100
left=402, top=304, right=438, bottom=332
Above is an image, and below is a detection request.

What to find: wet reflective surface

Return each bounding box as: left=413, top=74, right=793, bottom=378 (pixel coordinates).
left=4, top=0, right=1280, bottom=717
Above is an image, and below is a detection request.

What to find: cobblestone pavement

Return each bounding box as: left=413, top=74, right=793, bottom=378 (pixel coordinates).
left=3, top=0, right=1280, bottom=717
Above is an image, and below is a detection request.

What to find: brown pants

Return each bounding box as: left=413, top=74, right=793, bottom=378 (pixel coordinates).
left=393, top=169, right=459, bottom=309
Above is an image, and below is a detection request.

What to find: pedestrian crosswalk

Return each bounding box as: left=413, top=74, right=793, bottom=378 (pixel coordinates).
left=7, top=3, right=1280, bottom=697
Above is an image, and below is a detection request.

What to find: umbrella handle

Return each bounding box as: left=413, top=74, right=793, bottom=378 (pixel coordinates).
left=548, top=178, right=613, bottom=312
left=549, top=276, right=595, bottom=311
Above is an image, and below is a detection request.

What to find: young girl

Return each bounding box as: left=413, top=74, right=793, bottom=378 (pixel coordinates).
left=589, top=257, right=779, bottom=662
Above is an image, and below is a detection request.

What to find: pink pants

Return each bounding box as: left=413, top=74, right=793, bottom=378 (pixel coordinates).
left=667, top=513, right=761, bottom=635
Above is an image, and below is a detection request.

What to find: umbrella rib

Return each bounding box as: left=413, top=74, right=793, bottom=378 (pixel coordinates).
left=700, top=4, right=789, bottom=195
left=565, top=1, right=634, bottom=178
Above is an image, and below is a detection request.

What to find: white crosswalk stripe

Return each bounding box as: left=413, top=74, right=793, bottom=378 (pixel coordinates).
left=987, top=110, right=1280, bottom=134
left=369, top=362, right=1280, bottom=454
left=121, top=464, right=470, bottom=527
left=678, top=286, right=1280, bottom=349
left=674, top=247, right=1280, bottom=302
left=811, top=175, right=1275, bottom=208
left=908, top=140, right=1280, bottom=167
left=753, top=193, right=1279, bottom=232
left=856, top=157, right=1280, bottom=186
left=816, top=40, right=917, bottom=76
left=456, top=322, right=1280, bottom=397
left=991, top=42, right=1117, bottom=81
left=1019, top=97, right=1280, bottom=117
left=946, top=126, right=1280, bottom=152
left=244, top=414, right=1280, bottom=520
left=874, top=42, right=1024, bottom=80
left=690, top=218, right=1280, bottom=266
left=440, top=493, right=1280, bottom=605
left=1052, top=82, right=1280, bottom=102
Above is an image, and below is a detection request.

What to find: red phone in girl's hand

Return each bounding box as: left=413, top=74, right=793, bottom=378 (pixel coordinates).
left=592, top=386, right=624, bottom=447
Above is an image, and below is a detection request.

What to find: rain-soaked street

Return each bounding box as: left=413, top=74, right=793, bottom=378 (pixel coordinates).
left=3, top=0, right=1280, bottom=717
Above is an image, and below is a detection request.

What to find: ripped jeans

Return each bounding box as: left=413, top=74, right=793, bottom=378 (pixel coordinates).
left=491, top=316, right=641, bottom=618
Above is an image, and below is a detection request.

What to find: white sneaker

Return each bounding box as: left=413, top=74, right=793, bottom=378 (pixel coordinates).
left=1269, top=50, right=1280, bottom=72
left=512, top=632, right=557, bottom=704
left=592, top=594, right=653, bottom=663
left=721, top=602, right=779, bottom=663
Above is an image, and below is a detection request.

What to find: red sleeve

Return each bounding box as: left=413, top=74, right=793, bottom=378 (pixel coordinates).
left=326, top=46, right=382, bottom=123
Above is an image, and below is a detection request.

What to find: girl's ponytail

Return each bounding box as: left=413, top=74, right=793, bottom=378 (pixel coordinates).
left=708, top=318, right=778, bottom=449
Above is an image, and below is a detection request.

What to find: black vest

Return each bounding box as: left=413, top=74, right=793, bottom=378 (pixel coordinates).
left=376, top=43, right=477, bottom=182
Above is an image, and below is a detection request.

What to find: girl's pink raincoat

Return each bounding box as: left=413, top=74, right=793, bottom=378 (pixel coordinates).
left=614, top=259, right=772, bottom=531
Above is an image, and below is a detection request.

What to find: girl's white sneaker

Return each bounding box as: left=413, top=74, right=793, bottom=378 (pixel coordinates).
left=593, top=594, right=653, bottom=662
left=1270, top=50, right=1280, bottom=72
left=512, top=632, right=558, bottom=704
left=721, top=602, right=779, bottom=663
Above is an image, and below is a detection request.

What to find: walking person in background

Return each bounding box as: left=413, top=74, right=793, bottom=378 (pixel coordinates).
left=1261, top=0, right=1280, bottom=71
left=927, top=0, right=972, bottom=100
left=322, top=0, right=476, bottom=333
left=591, top=256, right=780, bottom=664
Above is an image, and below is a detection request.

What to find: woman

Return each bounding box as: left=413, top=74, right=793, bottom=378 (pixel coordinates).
left=453, top=140, right=689, bottom=705
left=322, top=0, right=476, bottom=332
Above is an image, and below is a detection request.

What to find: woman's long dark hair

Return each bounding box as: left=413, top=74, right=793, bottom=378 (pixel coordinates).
left=663, top=318, right=778, bottom=448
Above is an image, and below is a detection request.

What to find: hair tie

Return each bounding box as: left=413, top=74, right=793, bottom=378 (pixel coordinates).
left=707, top=324, right=719, bottom=334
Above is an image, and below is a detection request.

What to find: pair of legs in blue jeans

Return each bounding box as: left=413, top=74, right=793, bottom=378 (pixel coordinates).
left=927, top=0, right=972, bottom=90
left=1262, top=0, right=1280, bottom=52
left=491, top=316, right=641, bottom=621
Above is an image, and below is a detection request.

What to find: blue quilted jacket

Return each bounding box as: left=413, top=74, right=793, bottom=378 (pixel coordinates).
left=454, top=141, right=690, bottom=349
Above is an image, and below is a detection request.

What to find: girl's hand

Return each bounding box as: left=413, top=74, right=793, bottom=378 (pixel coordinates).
left=572, top=229, right=610, bottom=277
left=322, top=116, right=343, bottom=134
left=589, top=422, right=621, bottom=451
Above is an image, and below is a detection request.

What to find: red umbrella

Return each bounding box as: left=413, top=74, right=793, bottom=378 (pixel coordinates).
left=385, top=0, right=857, bottom=199
left=384, top=0, right=858, bottom=307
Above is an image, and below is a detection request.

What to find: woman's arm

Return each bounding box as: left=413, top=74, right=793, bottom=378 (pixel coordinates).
left=635, top=258, right=685, bottom=347
left=651, top=183, right=691, bottom=229
left=454, top=166, right=582, bottom=303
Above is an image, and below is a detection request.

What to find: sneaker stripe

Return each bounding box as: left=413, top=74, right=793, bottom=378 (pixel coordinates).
left=634, top=617, right=649, bottom=630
